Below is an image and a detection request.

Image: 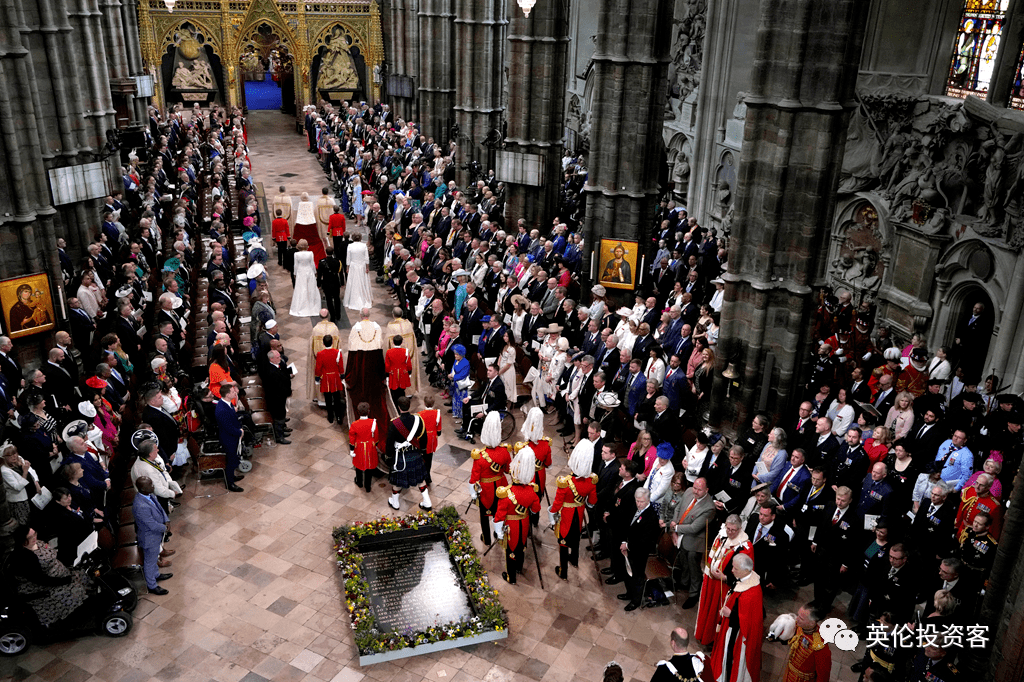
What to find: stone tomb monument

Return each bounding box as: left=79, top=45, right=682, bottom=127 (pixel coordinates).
left=354, top=526, right=507, bottom=664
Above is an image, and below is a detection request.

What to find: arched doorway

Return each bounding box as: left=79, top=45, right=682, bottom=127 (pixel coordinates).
left=947, top=286, right=995, bottom=383
left=310, top=23, right=369, bottom=106
left=161, top=22, right=224, bottom=107
left=238, top=23, right=294, bottom=112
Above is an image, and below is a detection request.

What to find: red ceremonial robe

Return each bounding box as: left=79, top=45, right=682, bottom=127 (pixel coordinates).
left=695, top=533, right=754, bottom=646
left=710, top=572, right=763, bottom=682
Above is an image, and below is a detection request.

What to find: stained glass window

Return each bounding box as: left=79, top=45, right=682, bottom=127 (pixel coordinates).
left=1010, top=44, right=1024, bottom=110
left=945, top=0, right=1010, bottom=100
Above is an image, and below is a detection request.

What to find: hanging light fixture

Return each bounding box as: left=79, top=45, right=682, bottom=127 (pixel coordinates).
left=517, top=0, right=536, bottom=16
left=164, top=0, right=175, bottom=11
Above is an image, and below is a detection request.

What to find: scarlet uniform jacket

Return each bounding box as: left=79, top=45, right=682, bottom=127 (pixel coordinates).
left=470, top=445, right=512, bottom=512
left=494, top=483, right=542, bottom=550
left=550, top=474, right=597, bottom=538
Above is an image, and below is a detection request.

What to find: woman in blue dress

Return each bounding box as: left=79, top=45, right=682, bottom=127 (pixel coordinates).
left=452, top=270, right=470, bottom=321
left=449, top=344, right=471, bottom=423
left=351, top=176, right=366, bottom=226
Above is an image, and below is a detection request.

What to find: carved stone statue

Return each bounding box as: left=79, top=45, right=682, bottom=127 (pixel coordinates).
left=665, top=0, right=707, bottom=120
left=171, top=60, right=214, bottom=90
left=318, top=28, right=359, bottom=90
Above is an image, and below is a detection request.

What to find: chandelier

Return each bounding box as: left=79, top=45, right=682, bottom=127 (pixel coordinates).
left=517, top=0, right=535, bottom=16
left=164, top=0, right=175, bottom=11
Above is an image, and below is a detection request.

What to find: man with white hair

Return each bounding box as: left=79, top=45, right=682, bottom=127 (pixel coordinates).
left=550, top=440, right=597, bottom=581
left=494, top=446, right=542, bottom=585
left=710, top=552, right=763, bottom=682
left=618, top=486, right=661, bottom=611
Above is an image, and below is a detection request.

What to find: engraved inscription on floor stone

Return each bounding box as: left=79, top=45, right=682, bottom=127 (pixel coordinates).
left=358, top=530, right=472, bottom=632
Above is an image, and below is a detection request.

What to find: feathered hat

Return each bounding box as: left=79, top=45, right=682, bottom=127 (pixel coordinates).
left=520, top=407, right=544, bottom=442
left=510, top=446, right=535, bottom=485
left=481, top=412, right=503, bottom=448
left=568, top=439, right=595, bottom=478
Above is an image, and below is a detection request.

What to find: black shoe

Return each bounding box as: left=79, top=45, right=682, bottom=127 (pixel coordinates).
left=682, top=596, right=699, bottom=609
left=282, top=428, right=294, bottom=434
left=149, top=586, right=169, bottom=595
left=480, top=534, right=491, bottom=546
left=594, top=553, right=610, bottom=561
left=164, top=532, right=173, bottom=540
left=601, top=568, right=615, bottom=575
left=501, top=572, right=515, bottom=585
left=234, top=474, right=245, bottom=481
left=156, top=573, right=173, bottom=581
left=327, top=415, right=335, bottom=423
left=227, top=484, right=244, bottom=492
left=851, top=662, right=867, bottom=673
left=168, top=500, right=181, bottom=508
left=616, top=593, right=631, bottom=601
left=605, top=576, right=623, bottom=585
left=624, top=602, right=640, bottom=612
left=276, top=438, right=292, bottom=444
left=555, top=566, right=567, bottom=580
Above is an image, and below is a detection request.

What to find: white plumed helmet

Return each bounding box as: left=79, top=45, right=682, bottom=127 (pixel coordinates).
left=520, top=407, right=545, bottom=442
left=568, top=439, right=595, bottom=478
left=510, top=446, right=535, bottom=484
left=883, top=347, right=901, bottom=362
left=481, top=411, right=504, bottom=448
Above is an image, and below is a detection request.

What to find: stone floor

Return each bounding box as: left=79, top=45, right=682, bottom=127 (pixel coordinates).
left=0, top=111, right=869, bottom=682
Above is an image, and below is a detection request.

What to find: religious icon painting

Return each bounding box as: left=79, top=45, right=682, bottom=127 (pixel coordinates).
left=598, top=238, right=639, bottom=290
left=0, top=273, right=56, bottom=339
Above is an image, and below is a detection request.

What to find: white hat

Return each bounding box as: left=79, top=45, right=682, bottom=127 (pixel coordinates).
left=568, top=440, right=595, bottom=478
left=115, top=285, right=133, bottom=299
left=172, top=296, right=183, bottom=310
left=453, top=269, right=470, bottom=278
left=712, top=278, right=725, bottom=285
left=247, top=237, right=263, bottom=247
left=61, top=419, right=89, bottom=443
left=616, top=307, right=633, bottom=316
left=247, top=263, right=266, bottom=279
left=77, top=401, right=97, bottom=419
left=591, top=285, right=606, bottom=296
left=265, top=319, right=277, bottom=329
left=150, top=357, right=167, bottom=370
left=519, top=407, right=545, bottom=442
left=481, top=412, right=504, bottom=448
left=883, top=347, right=901, bottom=362
left=509, top=447, right=536, bottom=485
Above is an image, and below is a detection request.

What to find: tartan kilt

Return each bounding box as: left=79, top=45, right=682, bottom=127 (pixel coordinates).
left=388, top=448, right=426, bottom=488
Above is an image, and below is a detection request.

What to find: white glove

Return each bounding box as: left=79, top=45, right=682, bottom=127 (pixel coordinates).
left=350, top=447, right=356, bottom=458
left=862, top=352, right=872, bottom=361
left=548, top=510, right=558, bottom=527
left=468, top=482, right=478, bottom=500
left=493, top=520, right=505, bottom=540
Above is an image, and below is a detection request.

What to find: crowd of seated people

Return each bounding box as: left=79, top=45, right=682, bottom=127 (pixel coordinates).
left=3, top=102, right=281, bottom=617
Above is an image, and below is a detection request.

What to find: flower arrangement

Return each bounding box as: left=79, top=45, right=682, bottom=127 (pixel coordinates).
left=332, top=504, right=508, bottom=656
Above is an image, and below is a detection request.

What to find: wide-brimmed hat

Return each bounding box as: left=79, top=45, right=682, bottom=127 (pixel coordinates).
left=545, top=324, right=564, bottom=334
left=616, top=307, right=632, bottom=316
left=247, top=263, right=266, bottom=279
left=453, top=269, right=470, bottom=277
left=511, top=294, right=529, bottom=308
left=61, top=419, right=89, bottom=443
left=591, top=285, right=607, bottom=296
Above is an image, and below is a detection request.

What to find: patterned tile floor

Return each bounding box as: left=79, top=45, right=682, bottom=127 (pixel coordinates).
left=0, top=112, right=869, bottom=682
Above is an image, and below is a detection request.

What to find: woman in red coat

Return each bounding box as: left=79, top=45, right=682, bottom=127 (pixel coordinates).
left=349, top=402, right=379, bottom=492
left=710, top=554, right=763, bottom=682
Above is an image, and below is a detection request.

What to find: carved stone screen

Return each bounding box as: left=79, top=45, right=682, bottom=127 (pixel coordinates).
left=357, top=528, right=473, bottom=632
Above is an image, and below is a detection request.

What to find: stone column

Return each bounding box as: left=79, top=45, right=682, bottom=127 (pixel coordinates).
left=502, top=0, right=569, bottom=229
left=453, top=0, right=507, bottom=186
left=710, top=0, right=870, bottom=431
left=417, top=0, right=454, bottom=142
left=580, top=0, right=673, bottom=283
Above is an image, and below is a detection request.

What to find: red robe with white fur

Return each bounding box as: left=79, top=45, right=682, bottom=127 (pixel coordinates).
left=710, top=573, right=764, bottom=682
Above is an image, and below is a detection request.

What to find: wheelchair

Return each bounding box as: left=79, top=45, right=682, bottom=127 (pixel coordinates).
left=458, top=407, right=517, bottom=445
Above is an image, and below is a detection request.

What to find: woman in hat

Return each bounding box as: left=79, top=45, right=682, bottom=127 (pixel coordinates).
left=453, top=269, right=470, bottom=320
left=532, top=327, right=562, bottom=411
left=449, top=344, right=471, bottom=423
left=588, top=284, right=608, bottom=323
left=616, top=316, right=639, bottom=353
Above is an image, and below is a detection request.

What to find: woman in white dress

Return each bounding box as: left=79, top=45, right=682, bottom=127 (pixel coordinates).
left=343, top=232, right=374, bottom=310
left=531, top=329, right=561, bottom=409
left=497, top=329, right=518, bottom=405
left=289, top=240, right=322, bottom=317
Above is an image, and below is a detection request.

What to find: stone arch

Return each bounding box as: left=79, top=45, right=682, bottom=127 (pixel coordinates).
left=932, top=238, right=1002, bottom=365
left=159, top=19, right=222, bottom=56
left=160, top=21, right=224, bottom=105
left=310, top=22, right=369, bottom=102
left=826, top=195, right=893, bottom=302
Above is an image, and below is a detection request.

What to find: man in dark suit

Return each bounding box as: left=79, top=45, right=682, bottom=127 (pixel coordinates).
left=790, top=402, right=816, bottom=454
left=599, top=459, right=641, bottom=567
left=40, top=348, right=76, bottom=414
left=631, top=324, right=654, bottom=361
left=855, top=462, right=894, bottom=519
left=908, top=409, right=945, bottom=462
left=114, top=303, right=143, bottom=365
left=458, top=364, right=506, bottom=442
left=261, top=350, right=294, bottom=445
left=712, top=445, right=754, bottom=520
left=872, top=373, right=897, bottom=414
left=215, top=383, right=245, bottom=492
left=316, top=247, right=344, bottom=322
left=848, top=367, right=872, bottom=404
left=623, top=358, right=647, bottom=418
left=459, top=298, right=485, bottom=359
left=142, top=386, right=181, bottom=463
left=618, top=487, right=661, bottom=611
left=592, top=443, right=622, bottom=551
left=831, top=427, right=869, bottom=495
left=809, top=416, right=841, bottom=469
left=773, top=449, right=812, bottom=514
left=133, top=476, right=173, bottom=595
left=68, top=300, right=96, bottom=359
left=793, top=467, right=831, bottom=584
left=745, top=503, right=791, bottom=589
left=908, top=481, right=957, bottom=573
left=866, top=543, right=918, bottom=623
left=662, top=354, right=688, bottom=414
left=811, top=486, right=862, bottom=609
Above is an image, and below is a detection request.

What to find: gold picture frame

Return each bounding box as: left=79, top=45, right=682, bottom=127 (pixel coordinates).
left=597, top=238, right=639, bottom=290
left=0, top=273, right=56, bottom=339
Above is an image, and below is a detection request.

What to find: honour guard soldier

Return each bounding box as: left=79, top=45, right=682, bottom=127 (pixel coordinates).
left=781, top=604, right=832, bottom=682
left=494, top=447, right=542, bottom=585
left=550, top=440, right=597, bottom=580
left=384, top=335, right=413, bottom=404
left=520, top=407, right=552, bottom=526
left=957, top=510, right=997, bottom=590
left=469, top=412, right=512, bottom=546
left=349, top=402, right=379, bottom=493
